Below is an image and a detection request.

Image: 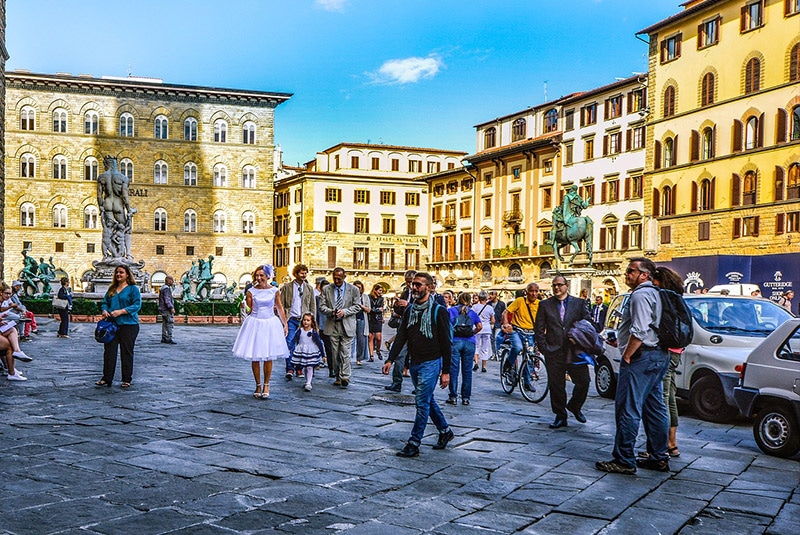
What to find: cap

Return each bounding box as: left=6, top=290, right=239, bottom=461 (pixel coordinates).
left=11, top=280, right=22, bottom=287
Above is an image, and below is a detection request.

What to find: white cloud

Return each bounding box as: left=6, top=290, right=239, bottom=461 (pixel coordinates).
left=368, top=55, right=444, bottom=85
left=315, top=0, right=348, bottom=12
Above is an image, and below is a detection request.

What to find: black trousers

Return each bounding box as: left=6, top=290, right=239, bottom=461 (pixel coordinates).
left=57, top=308, right=70, bottom=336
left=103, top=324, right=140, bottom=383
left=545, top=353, right=590, bottom=420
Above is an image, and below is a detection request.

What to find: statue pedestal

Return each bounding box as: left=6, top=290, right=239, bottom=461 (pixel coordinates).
left=85, top=257, right=147, bottom=294
left=557, top=267, right=595, bottom=298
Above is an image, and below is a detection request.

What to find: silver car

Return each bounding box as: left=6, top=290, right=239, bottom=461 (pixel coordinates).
left=734, top=318, right=800, bottom=458
left=595, top=294, right=794, bottom=423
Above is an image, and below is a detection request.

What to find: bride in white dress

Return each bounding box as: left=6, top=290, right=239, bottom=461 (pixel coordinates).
left=232, top=265, right=289, bottom=398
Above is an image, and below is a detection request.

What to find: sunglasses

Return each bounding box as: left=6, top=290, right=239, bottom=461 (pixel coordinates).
left=552, top=283, right=566, bottom=288
left=411, top=282, right=426, bottom=288
left=625, top=268, right=642, bottom=275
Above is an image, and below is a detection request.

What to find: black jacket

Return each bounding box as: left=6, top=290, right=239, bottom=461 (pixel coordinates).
left=388, top=301, right=452, bottom=370
left=534, top=295, right=591, bottom=359
left=590, top=303, right=608, bottom=332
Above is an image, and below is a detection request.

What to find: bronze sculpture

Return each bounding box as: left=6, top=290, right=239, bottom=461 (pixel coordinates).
left=549, top=184, right=594, bottom=266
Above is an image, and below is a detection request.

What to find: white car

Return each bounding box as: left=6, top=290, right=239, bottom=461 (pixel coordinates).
left=595, top=294, right=794, bottom=423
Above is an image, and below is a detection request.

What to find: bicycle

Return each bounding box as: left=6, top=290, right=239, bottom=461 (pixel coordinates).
left=497, top=328, right=549, bottom=403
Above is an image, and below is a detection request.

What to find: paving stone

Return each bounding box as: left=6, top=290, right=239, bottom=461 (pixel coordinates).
left=1, top=497, right=138, bottom=533
left=505, top=484, right=579, bottom=506
left=331, top=519, right=421, bottom=535
left=657, top=479, right=723, bottom=501
left=521, top=512, right=609, bottom=534
left=376, top=499, right=465, bottom=530
left=766, top=503, right=800, bottom=535
left=121, top=453, right=222, bottom=478
left=599, top=507, right=692, bottom=534
left=212, top=508, right=294, bottom=532
left=678, top=509, right=771, bottom=534
left=90, top=507, right=208, bottom=535
left=555, top=476, right=659, bottom=520
left=708, top=490, right=785, bottom=517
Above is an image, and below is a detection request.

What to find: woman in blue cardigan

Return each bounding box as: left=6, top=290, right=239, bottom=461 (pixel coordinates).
left=96, top=265, right=142, bottom=388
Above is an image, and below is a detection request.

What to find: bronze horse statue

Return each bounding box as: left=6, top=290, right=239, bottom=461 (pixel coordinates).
left=550, top=215, right=594, bottom=267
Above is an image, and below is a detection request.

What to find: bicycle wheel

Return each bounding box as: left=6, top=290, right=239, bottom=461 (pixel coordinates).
left=498, top=347, right=516, bottom=394
left=519, top=353, right=549, bottom=403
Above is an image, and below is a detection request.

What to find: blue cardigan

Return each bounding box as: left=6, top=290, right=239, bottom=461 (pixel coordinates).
left=101, top=285, right=142, bottom=325
left=287, top=328, right=326, bottom=359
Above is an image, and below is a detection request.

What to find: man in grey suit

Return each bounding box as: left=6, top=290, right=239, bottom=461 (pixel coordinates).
left=319, top=267, right=362, bottom=388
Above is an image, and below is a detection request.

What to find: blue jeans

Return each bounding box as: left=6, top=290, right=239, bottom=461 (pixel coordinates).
left=285, top=317, right=301, bottom=373
left=613, top=347, right=670, bottom=467
left=496, top=330, right=534, bottom=369
left=409, top=358, right=450, bottom=446
left=449, top=338, right=475, bottom=400
left=352, top=317, right=367, bottom=362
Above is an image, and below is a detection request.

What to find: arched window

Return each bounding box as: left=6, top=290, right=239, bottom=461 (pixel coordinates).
left=84, top=111, right=99, bottom=134
left=743, top=170, right=757, bottom=205
left=787, top=163, right=799, bottom=200
left=484, top=127, right=496, bottom=149
left=664, top=137, right=675, bottom=167
left=544, top=109, right=559, bottom=133
left=120, top=158, right=134, bottom=181
left=184, top=210, right=197, bottom=232
left=663, top=86, right=676, bottom=118
left=20, top=203, right=35, bottom=227
left=512, top=118, right=526, bottom=141
left=84, top=157, right=98, bottom=180
left=242, top=211, right=255, bottom=234
left=702, top=127, right=714, bottom=159
left=20, top=153, right=36, bottom=178
left=53, top=155, right=68, bottom=179
left=214, top=119, right=227, bottom=142
left=154, top=115, right=168, bottom=139
left=213, top=210, right=226, bottom=233
left=154, top=160, right=168, bottom=184
left=661, top=186, right=675, bottom=216
left=745, top=116, right=758, bottom=150
left=184, top=162, right=197, bottom=186
left=154, top=208, right=167, bottom=231
left=84, top=206, right=99, bottom=229
left=184, top=117, right=197, bottom=141
left=242, top=121, right=256, bottom=144
left=213, top=164, right=227, bottom=187
left=699, top=179, right=713, bottom=211
left=701, top=73, right=715, bottom=106
left=119, top=112, right=134, bottom=137
left=242, top=166, right=256, bottom=189
left=20, top=106, right=35, bottom=130
left=745, top=58, right=761, bottom=94
left=53, top=204, right=68, bottom=228
left=792, top=105, right=800, bottom=141
left=791, top=43, right=800, bottom=82
left=53, top=108, right=68, bottom=133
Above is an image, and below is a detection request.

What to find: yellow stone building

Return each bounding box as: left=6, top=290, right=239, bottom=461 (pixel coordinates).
left=3, top=71, right=290, bottom=290
left=638, top=0, right=800, bottom=296
left=273, top=143, right=465, bottom=291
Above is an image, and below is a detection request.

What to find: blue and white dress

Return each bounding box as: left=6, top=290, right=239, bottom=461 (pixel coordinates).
left=232, top=287, right=289, bottom=362
left=289, top=328, right=325, bottom=368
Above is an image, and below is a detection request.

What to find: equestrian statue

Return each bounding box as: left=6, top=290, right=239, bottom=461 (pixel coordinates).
left=548, top=184, right=594, bottom=267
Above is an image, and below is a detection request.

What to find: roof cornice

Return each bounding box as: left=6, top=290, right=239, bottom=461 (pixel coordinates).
left=637, top=0, right=725, bottom=36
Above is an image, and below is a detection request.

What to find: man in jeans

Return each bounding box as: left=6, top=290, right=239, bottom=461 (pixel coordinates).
left=279, top=264, right=316, bottom=379
left=497, top=283, right=539, bottom=381
left=596, top=257, right=670, bottom=475
left=383, top=272, right=454, bottom=457
left=158, top=276, right=176, bottom=344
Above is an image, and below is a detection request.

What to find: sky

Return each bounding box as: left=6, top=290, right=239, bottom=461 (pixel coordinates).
left=6, top=0, right=680, bottom=166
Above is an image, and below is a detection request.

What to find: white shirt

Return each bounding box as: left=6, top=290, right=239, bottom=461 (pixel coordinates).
left=289, top=281, right=303, bottom=319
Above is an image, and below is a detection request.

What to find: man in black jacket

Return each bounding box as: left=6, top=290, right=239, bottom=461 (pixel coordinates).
left=590, top=294, right=608, bottom=333
left=383, top=272, right=454, bottom=457
left=535, top=275, right=591, bottom=428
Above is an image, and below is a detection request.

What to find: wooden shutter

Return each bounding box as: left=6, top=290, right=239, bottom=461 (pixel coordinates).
left=599, top=229, right=606, bottom=251
left=753, top=216, right=760, bottom=237
left=624, top=176, right=631, bottom=200
left=676, top=34, right=682, bottom=57
left=697, top=23, right=704, bottom=47
left=671, top=184, right=677, bottom=215
left=776, top=213, right=785, bottom=235
left=604, top=99, right=609, bottom=120
left=627, top=92, right=633, bottom=112
left=691, top=181, right=698, bottom=212
left=653, top=188, right=660, bottom=217
left=711, top=125, right=717, bottom=158
left=622, top=225, right=630, bottom=250
left=775, top=166, right=785, bottom=201
left=733, top=218, right=741, bottom=238
left=731, top=174, right=741, bottom=206
left=757, top=113, right=765, bottom=148
left=710, top=177, right=716, bottom=210
left=740, top=6, right=747, bottom=32
left=690, top=130, right=700, bottom=162
left=776, top=108, right=788, bottom=143
left=626, top=129, right=632, bottom=151
left=603, top=135, right=609, bottom=156
left=654, top=140, right=662, bottom=170
left=660, top=39, right=667, bottom=63
left=785, top=0, right=793, bottom=15
left=673, top=134, right=678, bottom=165
left=732, top=120, right=743, bottom=152
left=601, top=182, right=608, bottom=203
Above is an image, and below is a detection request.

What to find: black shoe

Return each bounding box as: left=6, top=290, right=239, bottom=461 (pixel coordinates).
left=445, top=397, right=457, bottom=405
left=384, top=385, right=401, bottom=392
left=432, top=429, right=454, bottom=450
left=568, top=407, right=587, bottom=423
left=636, top=457, right=670, bottom=472
left=462, top=399, right=470, bottom=406
left=340, top=379, right=349, bottom=389
left=549, top=418, right=568, bottom=429
left=596, top=459, right=636, bottom=475
left=285, top=372, right=293, bottom=380
left=396, top=443, right=419, bottom=457
left=472, top=363, right=479, bottom=371
left=161, top=340, right=177, bottom=344
left=481, top=368, right=487, bottom=373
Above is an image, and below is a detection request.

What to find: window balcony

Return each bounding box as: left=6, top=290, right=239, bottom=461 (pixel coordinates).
left=503, top=210, right=523, bottom=225
left=492, top=245, right=529, bottom=258
left=441, top=216, right=457, bottom=229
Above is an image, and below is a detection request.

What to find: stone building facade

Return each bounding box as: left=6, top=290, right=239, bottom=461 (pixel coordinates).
left=273, top=143, right=465, bottom=292
left=638, top=0, right=800, bottom=298
left=3, top=71, right=290, bottom=290
left=0, top=0, right=7, bottom=277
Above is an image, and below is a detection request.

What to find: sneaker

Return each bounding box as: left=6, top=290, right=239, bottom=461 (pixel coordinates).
left=12, top=351, right=32, bottom=362
left=285, top=372, right=293, bottom=381
left=396, top=442, right=420, bottom=458
left=7, top=371, right=27, bottom=381
left=462, top=399, right=470, bottom=405
left=31, top=329, right=39, bottom=334
left=595, top=459, right=636, bottom=475
left=304, top=383, right=312, bottom=392
left=636, top=457, right=670, bottom=472
left=445, top=397, right=457, bottom=405
left=432, top=429, right=455, bottom=450
left=384, top=384, right=401, bottom=392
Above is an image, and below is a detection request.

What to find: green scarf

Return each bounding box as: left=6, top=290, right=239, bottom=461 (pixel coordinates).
left=407, top=298, right=435, bottom=339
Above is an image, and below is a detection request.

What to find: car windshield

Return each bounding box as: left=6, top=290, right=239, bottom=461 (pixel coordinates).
left=688, top=297, right=793, bottom=336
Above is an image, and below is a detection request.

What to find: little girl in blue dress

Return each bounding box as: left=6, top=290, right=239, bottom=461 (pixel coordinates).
left=288, top=313, right=325, bottom=391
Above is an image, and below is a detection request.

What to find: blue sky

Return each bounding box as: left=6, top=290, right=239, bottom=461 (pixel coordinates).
left=6, top=0, right=679, bottom=166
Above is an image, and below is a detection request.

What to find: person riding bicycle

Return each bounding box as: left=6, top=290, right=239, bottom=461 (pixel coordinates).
left=497, top=282, right=540, bottom=377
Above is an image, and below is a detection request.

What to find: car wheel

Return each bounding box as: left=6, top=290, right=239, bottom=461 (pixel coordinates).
left=689, top=375, right=739, bottom=423
left=753, top=405, right=800, bottom=458
left=594, top=357, right=616, bottom=399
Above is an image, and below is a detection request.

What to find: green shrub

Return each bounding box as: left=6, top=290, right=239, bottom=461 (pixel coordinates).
left=178, top=301, right=239, bottom=316
left=20, top=298, right=52, bottom=314
left=21, top=297, right=239, bottom=316
left=70, top=298, right=100, bottom=315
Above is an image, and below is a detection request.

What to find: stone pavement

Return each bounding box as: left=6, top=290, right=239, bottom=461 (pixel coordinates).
left=1, top=320, right=798, bottom=535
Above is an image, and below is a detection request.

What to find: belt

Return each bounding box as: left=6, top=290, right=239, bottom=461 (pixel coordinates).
left=289, top=316, right=301, bottom=321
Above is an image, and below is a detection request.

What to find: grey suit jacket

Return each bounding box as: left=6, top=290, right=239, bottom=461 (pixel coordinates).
left=319, top=282, right=362, bottom=337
